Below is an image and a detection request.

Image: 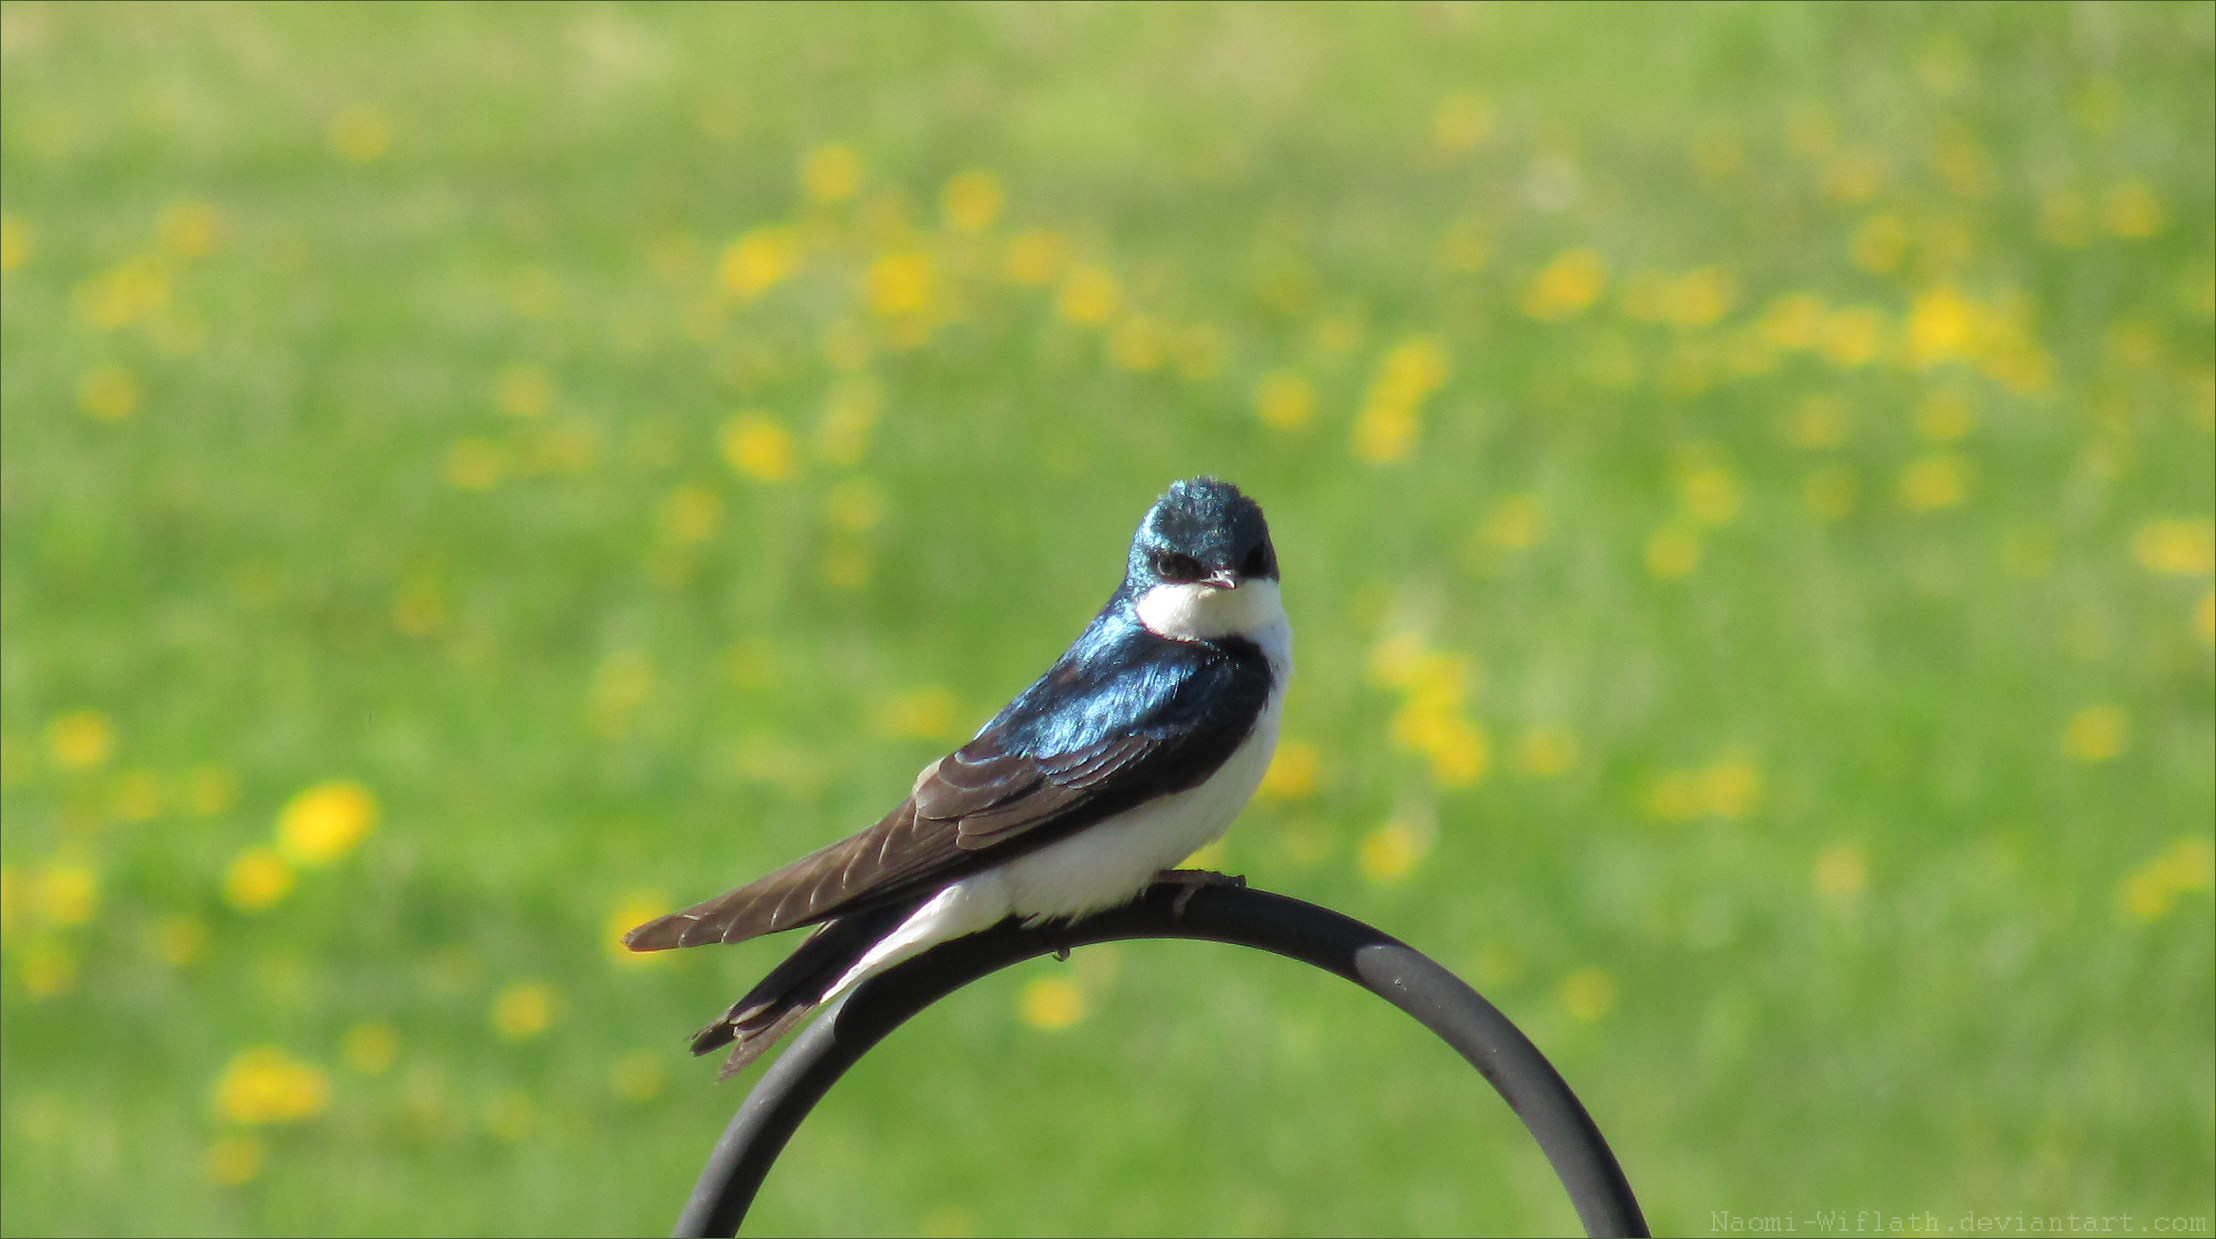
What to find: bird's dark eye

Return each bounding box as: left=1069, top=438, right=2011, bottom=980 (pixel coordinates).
left=1153, top=551, right=1204, bottom=582
left=1241, top=544, right=1273, bottom=579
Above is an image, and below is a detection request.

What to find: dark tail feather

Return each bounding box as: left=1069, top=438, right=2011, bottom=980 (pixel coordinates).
left=687, top=903, right=913, bottom=1079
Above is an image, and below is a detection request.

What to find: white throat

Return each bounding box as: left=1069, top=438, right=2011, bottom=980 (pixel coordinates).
left=1135, top=578, right=1293, bottom=679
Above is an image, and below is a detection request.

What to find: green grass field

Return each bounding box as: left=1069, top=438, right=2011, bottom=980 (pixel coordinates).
left=3, top=3, right=2212, bottom=1235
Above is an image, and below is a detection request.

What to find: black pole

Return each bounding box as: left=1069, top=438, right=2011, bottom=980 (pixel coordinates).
left=673, top=882, right=1648, bottom=1238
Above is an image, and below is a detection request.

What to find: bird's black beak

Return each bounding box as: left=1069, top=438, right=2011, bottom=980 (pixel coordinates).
left=1199, top=568, right=1240, bottom=591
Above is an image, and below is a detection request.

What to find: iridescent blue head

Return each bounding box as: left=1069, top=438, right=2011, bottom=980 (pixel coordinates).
left=1126, top=477, right=1277, bottom=593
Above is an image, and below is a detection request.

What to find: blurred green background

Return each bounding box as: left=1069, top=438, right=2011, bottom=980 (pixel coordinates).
left=3, top=2, right=2212, bottom=1235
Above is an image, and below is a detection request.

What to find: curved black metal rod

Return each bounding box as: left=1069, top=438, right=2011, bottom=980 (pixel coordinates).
left=673, top=883, right=1648, bottom=1238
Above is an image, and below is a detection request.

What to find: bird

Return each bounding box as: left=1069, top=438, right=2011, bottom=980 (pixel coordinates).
left=625, top=476, right=1293, bottom=1078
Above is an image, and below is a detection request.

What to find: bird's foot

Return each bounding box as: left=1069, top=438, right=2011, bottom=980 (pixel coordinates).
left=1152, top=868, right=1246, bottom=922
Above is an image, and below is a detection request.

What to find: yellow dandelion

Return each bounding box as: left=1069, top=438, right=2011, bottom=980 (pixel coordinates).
left=205, top=1133, right=263, bottom=1186
left=1560, top=968, right=1616, bottom=1021
left=1818, top=306, right=1886, bottom=368
left=1637, top=769, right=1703, bottom=823
left=1469, top=938, right=1524, bottom=989
left=1056, top=263, right=1120, bottom=325
left=2114, top=836, right=2214, bottom=924
left=1905, top=286, right=1982, bottom=369
left=611, top=1049, right=668, bottom=1103
left=492, top=981, right=558, bottom=1040
left=327, top=103, right=391, bottom=163
left=1679, top=464, right=1743, bottom=526
left=157, top=200, right=221, bottom=258
left=1515, top=725, right=1578, bottom=778
left=213, top=1047, right=332, bottom=1124
left=2132, top=518, right=2214, bottom=577
left=874, top=687, right=960, bottom=741
left=1256, top=739, right=1321, bottom=801
left=1664, top=268, right=1737, bottom=330
left=1898, top=453, right=1972, bottom=512
left=0, top=213, right=27, bottom=271
left=493, top=365, right=552, bottom=418
left=1107, top=315, right=1163, bottom=371
left=32, top=861, right=98, bottom=927
left=45, top=709, right=115, bottom=772
left=1645, top=524, right=1701, bottom=579
left=721, top=412, right=796, bottom=483
left=342, top=1022, right=399, bottom=1074
left=866, top=250, right=936, bottom=317
left=77, top=364, right=139, bottom=421
left=718, top=225, right=803, bottom=297
left=1357, top=816, right=1431, bottom=885
left=2195, top=588, right=2214, bottom=646
left=276, top=780, right=377, bottom=866
left=1255, top=371, right=1316, bottom=432
left=2102, top=180, right=2162, bottom=238
left=21, top=941, right=76, bottom=998
left=1524, top=249, right=1609, bottom=321
left=1802, top=465, right=1858, bottom=521
left=941, top=169, right=1004, bottom=232
left=1479, top=493, right=1546, bottom=550
left=2062, top=704, right=2128, bottom=763
left=800, top=143, right=863, bottom=204
left=443, top=437, right=504, bottom=490
left=605, top=891, right=671, bottom=964
left=1431, top=89, right=1491, bottom=151
left=1702, top=753, right=1762, bottom=818
left=659, top=485, right=722, bottom=544
left=1019, top=975, right=1086, bottom=1030
left=1002, top=229, right=1068, bottom=285
left=1758, top=293, right=1828, bottom=351
left=223, top=847, right=294, bottom=912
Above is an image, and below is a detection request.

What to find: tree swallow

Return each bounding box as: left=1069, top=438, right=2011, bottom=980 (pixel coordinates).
left=626, top=476, right=1293, bottom=1077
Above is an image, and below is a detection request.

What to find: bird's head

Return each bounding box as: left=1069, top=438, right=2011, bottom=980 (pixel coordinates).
left=1124, top=477, right=1282, bottom=642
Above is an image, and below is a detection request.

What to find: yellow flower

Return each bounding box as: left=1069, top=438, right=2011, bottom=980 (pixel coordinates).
left=157, top=200, right=221, bottom=257
left=1255, top=739, right=1321, bottom=801
left=800, top=143, right=863, bottom=204
left=223, top=848, right=294, bottom=911
left=277, top=780, right=377, bottom=866
left=1645, top=524, right=1700, bottom=579
left=874, top=687, right=960, bottom=741
left=1898, top=454, right=1972, bottom=512
left=2102, top=179, right=2162, bottom=238
left=1431, top=90, right=1490, bottom=151
left=718, top=225, right=803, bottom=297
left=1357, top=816, right=1431, bottom=885
left=1678, top=464, right=1743, bottom=526
left=721, top=412, right=797, bottom=483
left=45, top=709, right=115, bottom=771
left=0, top=213, right=26, bottom=271
left=1351, top=337, right=1451, bottom=464
left=1480, top=493, right=1546, bottom=551
left=816, top=377, right=883, bottom=466
left=493, top=365, right=552, bottom=418
left=327, top=103, right=391, bottom=163
left=611, top=1050, right=668, bottom=1103
left=1905, top=286, right=1984, bottom=369
left=492, top=981, right=559, bottom=1040
left=2062, top=705, right=2128, bottom=763
left=1560, top=968, right=1616, bottom=1021
left=1107, top=316, right=1163, bottom=371
left=77, top=365, right=139, bottom=421
left=20, top=941, right=76, bottom=997
left=443, top=437, right=504, bottom=490
left=32, top=862, right=99, bottom=927
left=1523, top=249, right=1609, bottom=321
left=605, top=891, right=671, bottom=964
left=1702, top=753, right=1762, bottom=818
left=940, top=169, right=1004, bottom=232
left=865, top=250, right=936, bottom=317
left=1637, top=769, right=1703, bottom=822
left=1055, top=263, right=1120, bottom=325
left=1758, top=293, right=1828, bottom=351
left=1255, top=371, right=1317, bottom=432
left=1002, top=229, right=1068, bottom=284
left=1819, top=306, right=1887, bottom=368
left=659, top=485, right=722, bottom=544
left=1019, top=975, right=1085, bottom=1030
left=1663, top=267, right=1738, bottom=329
left=2114, top=836, right=2214, bottom=923
left=213, top=1047, right=332, bottom=1124
left=2196, top=589, right=2214, bottom=646
left=2132, top=518, right=2214, bottom=576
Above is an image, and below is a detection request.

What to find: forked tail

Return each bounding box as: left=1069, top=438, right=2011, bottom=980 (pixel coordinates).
left=686, top=903, right=916, bottom=1079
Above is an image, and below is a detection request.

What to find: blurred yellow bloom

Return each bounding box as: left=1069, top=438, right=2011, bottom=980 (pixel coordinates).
left=1480, top=493, right=1546, bottom=550
left=327, top=102, right=391, bottom=163
left=213, top=1047, right=331, bottom=1124
left=719, top=225, right=803, bottom=297
left=2196, top=589, right=2214, bottom=646
left=1897, top=453, right=1972, bottom=512
left=223, top=847, right=294, bottom=911
left=1523, top=249, right=1609, bottom=321
left=801, top=143, right=863, bottom=204
left=443, top=437, right=504, bottom=490
left=1515, top=725, right=1579, bottom=778
left=1254, top=371, right=1316, bottom=432
left=1560, top=968, right=1616, bottom=1021
left=205, top=1132, right=262, bottom=1186
left=1256, top=739, right=1321, bottom=801
left=1645, top=524, right=1700, bottom=579
left=1663, top=268, right=1738, bottom=329
left=2132, top=518, right=2214, bottom=576
left=1678, top=464, right=1743, bottom=526
left=32, top=861, right=98, bottom=927
left=605, top=891, right=671, bottom=964
left=1758, top=293, right=1827, bottom=351
left=1431, top=89, right=1491, bottom=150
left=866, top=250, right=936, bottom=317
left=940, top=169, right=1004, bottom=232
left=1108, top=315, right=1163, bottom=370
left=1703, top=754, right=1762, bottom=819
left=1357, top=816, right=1431, bottom=885
left=0, top=213, right=26, bottom=271
left=2062, top=704, right=2128, bottom=763
left=342, top=1022, right=399, bottom=1074
left=277, top=780, right=377, bottom=866
left=2115, top=836, right=2214, bottom=923
left=721, top=412, right=797, bottom=483
left=611, top=1049, right=668, bottom=1103
left=1056, top=263, right=1120, bottom=325
left=658, top=485, right=722, bottom=544
left=492, top=981, right=559, bottom=1040
left=875, top=687, right=960, bottom=740
left=1019, top=975, right=1085, bottom=1030
left=2102, top=179, right=2163, bottom=238
left=21, top=941, right=76, bottom=997
left=1904, top=286, right=1984, bottom=369
left=1802, top=465, right=1857, bottom=520
left=1002, top=229, right=1068, bottom=284
left=1819, top=306, right=1886, bottom=368
left=156, top=200, right=221, bottom=257
left=1352, top=337, right=1451, bottom=464
left=45, top=709, right=115, bottom=771
left=493, top=364, right=552, bottom=418
left=74, top=258, right=170, bottom=329
left=77, top=364, right=139, bottom=421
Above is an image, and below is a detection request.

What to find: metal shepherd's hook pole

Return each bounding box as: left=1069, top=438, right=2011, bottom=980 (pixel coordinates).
left=672, top=882, right=1649, bottom=1238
